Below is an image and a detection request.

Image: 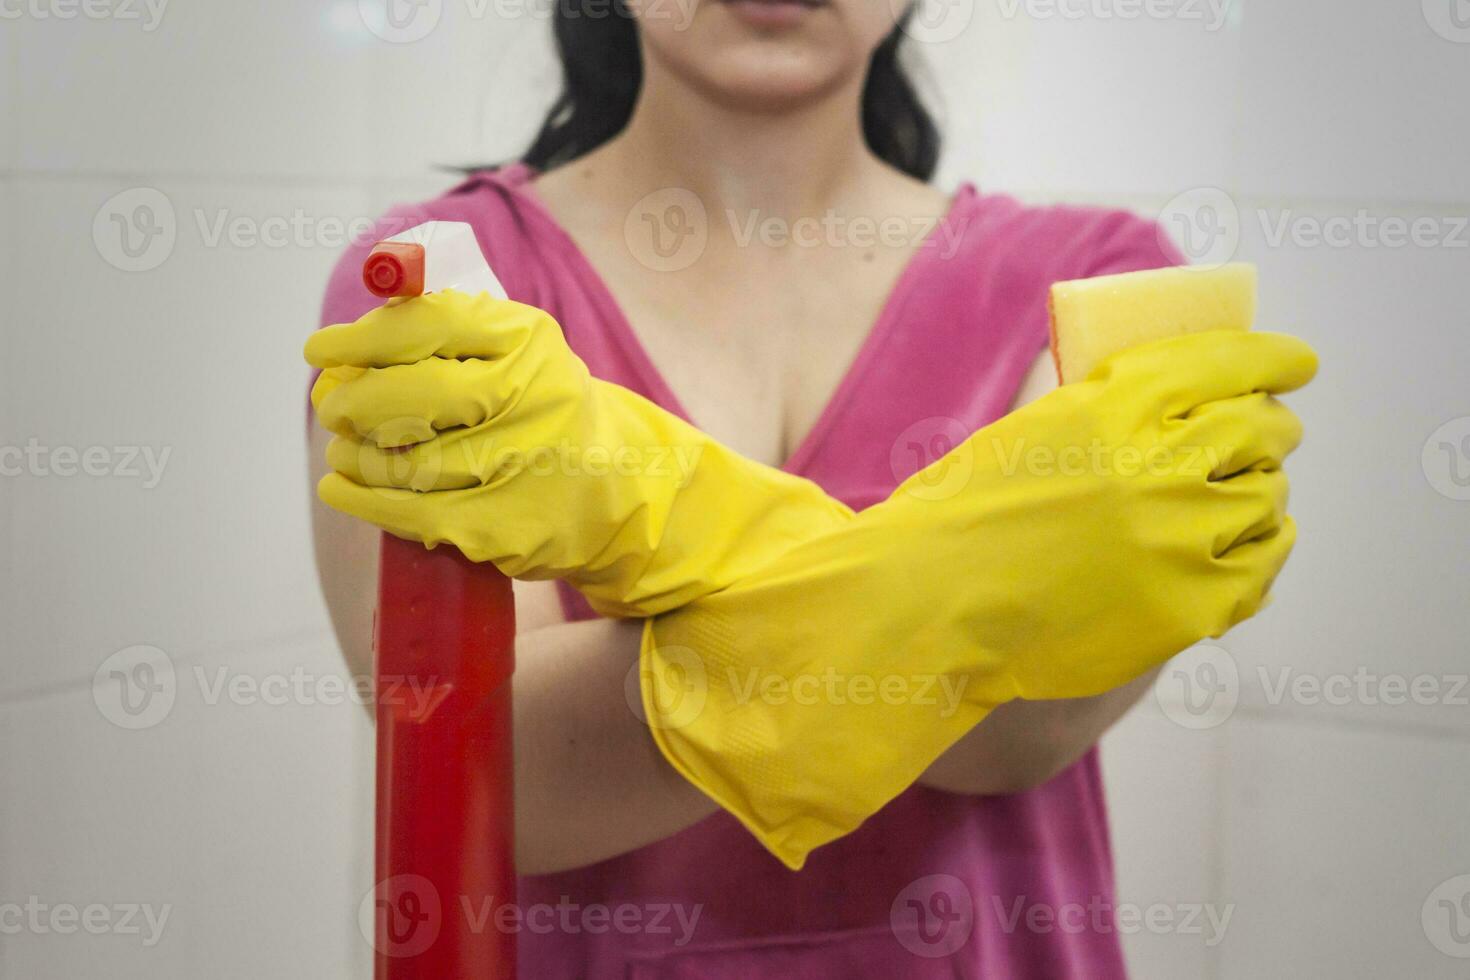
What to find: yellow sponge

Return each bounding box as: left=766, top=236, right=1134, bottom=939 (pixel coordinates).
left=1048, top=263, right=1258, bottom=383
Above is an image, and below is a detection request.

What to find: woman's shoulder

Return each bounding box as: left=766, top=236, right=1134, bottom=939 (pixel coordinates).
left=900, top=185, right=1186, bottom=383
left=944, top=183, right=1184, bottom=280
left=318, top=164, right=553, bottom=328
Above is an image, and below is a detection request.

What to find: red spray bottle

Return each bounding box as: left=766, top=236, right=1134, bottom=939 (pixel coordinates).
left=360, top=221, right=517, bottom=979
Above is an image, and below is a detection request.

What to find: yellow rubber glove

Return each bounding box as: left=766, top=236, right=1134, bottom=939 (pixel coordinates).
left=640, top=330, right=1318, bottom=869
left=304, top=290, right=852, bottom=617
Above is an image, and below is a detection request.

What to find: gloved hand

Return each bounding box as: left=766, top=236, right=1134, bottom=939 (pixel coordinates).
left=304, top=290, right=852, bottom=617
left=639, top=330, right=1318, bottom=869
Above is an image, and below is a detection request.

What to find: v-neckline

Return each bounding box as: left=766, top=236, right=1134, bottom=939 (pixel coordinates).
left=506, top=167, right=966, bottom=476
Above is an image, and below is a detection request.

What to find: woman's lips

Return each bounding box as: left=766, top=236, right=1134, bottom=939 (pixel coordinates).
left=718, top=0, right=827, bottom=28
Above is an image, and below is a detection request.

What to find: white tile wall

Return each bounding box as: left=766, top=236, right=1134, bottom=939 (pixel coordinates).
left=4, top=177, right=351, bottom=696
left=1235, top=0, right=1470, bottom=204
left=359, top=6, right=550, bottom=178
left=0, top=27, right=15, bottom=172
left=5, top=0, right=1467, bottom=976
left=1216, top=199, right=1470, bottom=736
left=2, top=177, right=20, bottom=701
left=930, top=0, right=1244, bottom=197
left=7, top=0, right=550, bottom=182
left=0, top=706, right=10, bottom=978
left=1217, top=718, right=1470, bottom=978
left=0, top=635, right=372, bottom=978
left=12, top=5, right=377, bottom=179
left=472, top=24, right=562, bottom=167
left=1100, top=700, right=1228, bottom=979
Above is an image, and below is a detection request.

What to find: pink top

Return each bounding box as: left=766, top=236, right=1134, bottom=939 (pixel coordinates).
left=318, top=163, right=1180, bottom=978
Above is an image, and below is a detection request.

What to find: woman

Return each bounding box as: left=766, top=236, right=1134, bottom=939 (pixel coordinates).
left=309, top=0, right=1308, bottom=973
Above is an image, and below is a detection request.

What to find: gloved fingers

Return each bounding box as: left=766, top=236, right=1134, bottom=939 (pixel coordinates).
left=1206, top=466, right=1290, bottom=558
left=315, top=357, right=519, bottom=448
left=1100, top=331, right=1319, bottom=418
left=309, top=365, right=365, bottom=417
left=304, top=290, right=554, bottom=369
left=1213, top=515, right=1299, bottom=629
left=317, top=472, right=444, bottom=545
left=325, top=427, right=507, bottom=492
left=1170, top=392, right=1304, bottom=478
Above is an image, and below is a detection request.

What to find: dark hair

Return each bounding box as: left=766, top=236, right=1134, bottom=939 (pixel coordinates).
left=521, top=0, right=940, bottom=181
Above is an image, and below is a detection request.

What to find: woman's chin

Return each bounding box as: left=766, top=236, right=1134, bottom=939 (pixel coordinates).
left=666, top=43, right=859, bottom=112
left=637, top=0, right=897, bottom=113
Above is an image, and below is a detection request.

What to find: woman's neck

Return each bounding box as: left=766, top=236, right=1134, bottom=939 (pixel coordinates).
left=591, top=61, right=885, bottom=218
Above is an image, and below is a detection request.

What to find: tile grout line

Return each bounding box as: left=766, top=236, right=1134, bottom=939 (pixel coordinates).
left=1210, top=0, right=1245, bottom=883
left=0, top=168, right=1466, bottom=214
left=1225, top=701, right=1470, bottom=743
left=1206, top=724, right=1228, bottom=980
left=0, top=626, right=339, bottom=708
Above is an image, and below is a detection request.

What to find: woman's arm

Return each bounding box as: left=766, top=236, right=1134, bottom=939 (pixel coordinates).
left=309, top=425, right=715, bottom=874
left=511, top=612, right=718, bottom=872
left=917, top=350, right=1157, bottom=796
left=308, top=349, right=1157, bottom=871
left=918, top=671, right=1159, bottom=795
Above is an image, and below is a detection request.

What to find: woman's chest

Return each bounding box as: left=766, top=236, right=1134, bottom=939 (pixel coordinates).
left=604, top=255, right=909, bottom=468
